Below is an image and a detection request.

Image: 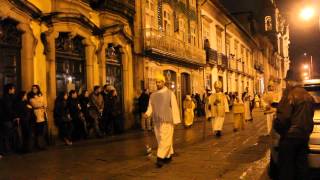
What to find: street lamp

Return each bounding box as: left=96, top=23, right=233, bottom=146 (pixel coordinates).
left=300, top=6, right=315, bottom=21
left=303, top=64, right=309, bottom=69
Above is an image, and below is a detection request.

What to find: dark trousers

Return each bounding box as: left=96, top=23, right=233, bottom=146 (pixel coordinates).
left=35, top=122, right=46, bottom=149
left=20, top=121, right=33, bottom=152
left=60, top=121, right=73, bottom=140
left=278, top=137, right=310, bottom=180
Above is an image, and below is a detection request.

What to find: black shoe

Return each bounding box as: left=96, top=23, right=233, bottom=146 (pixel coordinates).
left=156, top=157, right=165, bottom=168
left=164, top=156, right=172, bottom=164
left=216, top=131, right=222, bottom=137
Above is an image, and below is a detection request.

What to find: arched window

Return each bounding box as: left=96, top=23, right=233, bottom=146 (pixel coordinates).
left=265, top=16, right=272, bottom=31
left=0, top=18, right=22, bottom=96
left=55, top=32, right=86, bottom=93
left=163, top=5, right=173, bottom=35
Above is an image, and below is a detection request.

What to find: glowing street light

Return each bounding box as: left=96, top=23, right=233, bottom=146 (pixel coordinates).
left=303, top=72, right=308, bottom=76
left=300, top=7, right=315, bottom=21
left=303, top=64, right=309, bottom=69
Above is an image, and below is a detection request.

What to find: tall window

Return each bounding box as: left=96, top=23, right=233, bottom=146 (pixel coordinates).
left=179, top=18, right=186, bottom=42
left=234, top=40, right=238, bottom=59
left=163, top=9, right=172, bottom=35
left=241, top=46, right=245, bottom=61
left=55, top=33, right=86, bottom=93
left=190, top=24, right=196, bottom=46
left=216, top=28, right=222, bottom=53
left=0, top=18, right=22, bottom=96
left=145, top=0, right=155, bottom=29
left=226, top=36, right=230, bottom=56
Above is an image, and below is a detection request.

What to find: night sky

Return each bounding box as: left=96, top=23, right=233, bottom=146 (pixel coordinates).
left=277, top=0, right=320, bottom=77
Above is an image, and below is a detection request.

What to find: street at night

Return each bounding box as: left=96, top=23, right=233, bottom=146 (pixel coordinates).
left=0, top=110, right=271, bottom=179
left=1, top=0, right=320, bottom=179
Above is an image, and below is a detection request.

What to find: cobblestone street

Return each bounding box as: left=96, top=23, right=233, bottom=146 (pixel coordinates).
left=0, top=109, right=271, bottom=180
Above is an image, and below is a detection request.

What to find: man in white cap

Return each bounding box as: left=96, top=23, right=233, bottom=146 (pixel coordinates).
left=144, top=72, right=181, bottom=168
left=209, top=81, right=229, bottom=137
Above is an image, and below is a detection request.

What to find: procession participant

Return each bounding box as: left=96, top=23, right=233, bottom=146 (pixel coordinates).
left=233, top=96, right=245, bottom=131
left=204, top=89, right=213, bottom=121
left=183, top=95, right=195, bottom=128
left=209, top=81, right=229, bottom=137
left=144, top=73, right=181, bottom=168
left=242, top=92, right=253, bottom=122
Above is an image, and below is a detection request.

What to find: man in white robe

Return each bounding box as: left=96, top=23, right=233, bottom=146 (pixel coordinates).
left=209, top=81, right=229, bottom=137
left=144, top=73, right=181, bottom=168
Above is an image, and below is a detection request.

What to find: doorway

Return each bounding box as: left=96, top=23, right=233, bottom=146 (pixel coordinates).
left=181, top=73, right=191, bottom=102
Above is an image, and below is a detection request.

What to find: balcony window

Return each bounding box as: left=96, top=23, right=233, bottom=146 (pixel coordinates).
left=226, top=36, right=230, bottom=57
left=179, top=18, right=186, bottom=42
left=163, top=7, right=172, bottom=35
left=190, top=24, right=196, bottom=46
left=234, top=40, right=238, bottom=59
left=216, top=29, right=222, bottom=53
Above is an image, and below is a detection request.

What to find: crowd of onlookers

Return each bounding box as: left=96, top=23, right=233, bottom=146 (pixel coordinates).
left=0, top=83, right=123, bottom=158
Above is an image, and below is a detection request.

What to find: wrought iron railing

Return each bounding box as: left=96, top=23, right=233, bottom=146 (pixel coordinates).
left=205, top=48, right=218, bottom=65
left=143, top=28, right=206, bottom=65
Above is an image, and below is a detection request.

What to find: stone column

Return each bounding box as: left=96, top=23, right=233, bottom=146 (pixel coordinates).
left=121, top=44, right=134, bottom=129
left=17, top=23, right=35, bottom=91
left=45, top=30, right=59, bottom=138
left=99, top=42, right=106, bottom=85
left=83, top=40, right=95, bottom=91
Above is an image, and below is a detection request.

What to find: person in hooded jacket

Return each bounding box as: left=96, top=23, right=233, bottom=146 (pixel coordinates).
left=0, top=83, right=18, bottom=155
left=274, top=69, right=315, bottom=180
left=68, top=90, right=87, bottom=140
left=54, top=92, right=72, bottom=146
left=15, top=91, right=33, bottom=152
left=79, top=90, right=90, bottom=135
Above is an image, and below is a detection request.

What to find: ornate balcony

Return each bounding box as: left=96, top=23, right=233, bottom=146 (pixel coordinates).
left=218, top=53, right=228, bottom=69
left=205, top=48, right=218, bottom=65
left=143, top=28, right=206, bottom=66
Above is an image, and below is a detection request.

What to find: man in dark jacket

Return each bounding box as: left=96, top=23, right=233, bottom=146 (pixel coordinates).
left=274, top=69, right=315, bottom=180
left=138, top=89, right=150, bottom=130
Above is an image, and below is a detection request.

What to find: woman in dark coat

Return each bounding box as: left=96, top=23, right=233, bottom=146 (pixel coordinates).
left=79, top=90, right=90, bottom=138
left=105, top=89, right=123, bottom=134
left=15, top=91, right=33, bottom=152
left=54, top=92, right=72, bottom=146
left=68, top=90, right=87, bottom=140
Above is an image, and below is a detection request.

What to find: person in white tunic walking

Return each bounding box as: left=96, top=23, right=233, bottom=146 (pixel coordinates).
left=209, top=81, right=229, bottom=137
left=144, top=73, right=181, bottom=168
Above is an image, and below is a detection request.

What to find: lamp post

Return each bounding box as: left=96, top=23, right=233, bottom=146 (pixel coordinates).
left=303, top=53, right=313, bottom=79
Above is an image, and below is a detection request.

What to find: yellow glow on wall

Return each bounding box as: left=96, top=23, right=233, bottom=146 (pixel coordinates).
left=27, top=0, right=52, bottom=13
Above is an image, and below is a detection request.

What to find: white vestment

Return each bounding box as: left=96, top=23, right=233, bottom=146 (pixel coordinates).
left=145, top=87, right=181, bottom=158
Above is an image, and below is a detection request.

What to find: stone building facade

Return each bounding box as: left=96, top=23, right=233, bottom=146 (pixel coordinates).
left=201, top=0, right=256, bottom=97
left=220, top=0, right=290, bottom=94
left=0, top=0, right=136, bottom=136
left=134, top=0, right=206, bottom=108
